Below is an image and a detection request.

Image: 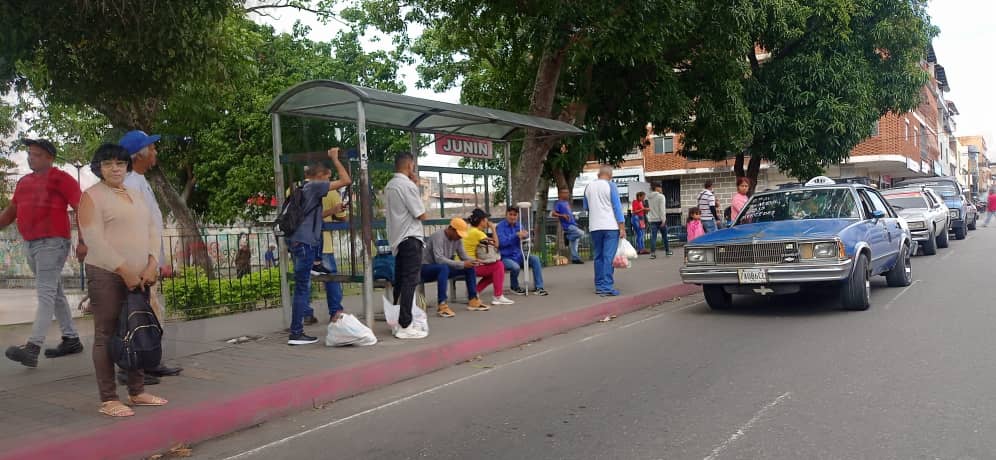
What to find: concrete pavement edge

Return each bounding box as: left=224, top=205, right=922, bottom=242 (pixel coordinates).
left=0, top=282, right=701, bottom=460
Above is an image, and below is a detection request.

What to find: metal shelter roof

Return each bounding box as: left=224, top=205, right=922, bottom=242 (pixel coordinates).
left=266, top=80, right=585, bottom=140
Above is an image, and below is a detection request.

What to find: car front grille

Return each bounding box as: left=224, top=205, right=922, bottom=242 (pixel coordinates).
left=715, top=243, right=788, bottom=265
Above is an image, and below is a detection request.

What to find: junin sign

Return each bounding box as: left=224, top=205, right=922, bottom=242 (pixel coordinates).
left=435, top=134, right=493, bottom=159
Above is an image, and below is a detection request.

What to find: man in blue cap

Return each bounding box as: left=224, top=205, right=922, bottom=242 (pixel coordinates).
left=118, top=130, right=182, bottom=382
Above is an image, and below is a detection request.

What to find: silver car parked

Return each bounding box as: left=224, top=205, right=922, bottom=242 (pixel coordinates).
left=882, top=186, right=950, bottom=256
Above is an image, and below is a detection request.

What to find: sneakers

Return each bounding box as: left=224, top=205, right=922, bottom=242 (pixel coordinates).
left=492, top=295, right=515, bottom=305
left=666, top=251, right=674, bottom=256
left=44, top=336, right=84, bottom=358
left=310, top=264, right=332, bottom=276
left=597, top=289, right=620, bottom=297
left=467, top=298, right=491, bottom=311
left=533, top=288, right=549, bottom=296
left=649, top=253, right=657, bottom=260
left=288, top=333, right=319, bottom=345
left=571, top=259, right=584, bottom=264
left=5, top=343, right=40, bottom=368
left=394, top=325, right=428, bottom=339
left=510, top=287, right=527, bottom=295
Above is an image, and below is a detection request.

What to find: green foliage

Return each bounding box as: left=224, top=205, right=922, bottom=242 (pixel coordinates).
left=161, top=266, right=283, bottom=319
left=680, top=0, right=936, bottom=181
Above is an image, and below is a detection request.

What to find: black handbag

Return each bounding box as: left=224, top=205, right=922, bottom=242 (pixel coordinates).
left=109, top=288, right=163, bottom=371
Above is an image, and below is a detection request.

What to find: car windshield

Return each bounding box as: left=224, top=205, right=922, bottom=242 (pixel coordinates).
left=736, top=188, right=860, bottom=224
left=884, top=194, right=927, bottom=210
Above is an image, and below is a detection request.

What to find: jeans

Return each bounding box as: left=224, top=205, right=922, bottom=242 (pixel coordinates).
left=86, top=265, right=144, bottom=402
left=591, top=230, right=620, bottom=293
left=564, top=225, right=585, bottom=261
left=24, top=238, right=79, bottom=347
left=631, top=216, right=645, bottom=251
left=503, top=255, right=544, bottom=290
left=985, top=211, right=996, bottom=226
left=289, top=242, right=318, bottom=336
left=393, top=238, right=423, bottom=329
left=649, top=221, right=670, bottom=253
left=421, top=264, right=477, bottom=304
left=702, top=219, right=717, bottom=233
left=474, top=261, right=505, bottom=297
left=318, top=254, right=344, bottom=317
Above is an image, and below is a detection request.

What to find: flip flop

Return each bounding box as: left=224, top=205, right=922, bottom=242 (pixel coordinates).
left=128, top=394, right=168, bottom=406
left=99, top=401, right=135, bottom=417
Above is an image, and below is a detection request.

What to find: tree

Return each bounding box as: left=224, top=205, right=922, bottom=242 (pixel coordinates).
left=347, top=0, right=701, bottom=203
left=678, top=0, right=936, bottom=193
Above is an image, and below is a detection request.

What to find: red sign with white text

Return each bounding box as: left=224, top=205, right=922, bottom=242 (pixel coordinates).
left=434, top=134, right=493, bottom=159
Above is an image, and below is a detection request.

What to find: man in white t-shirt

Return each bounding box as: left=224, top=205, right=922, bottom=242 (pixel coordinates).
left=119, top=130, right=182, bottom=380
left=697, top=180, right=719, bottom=233
left=583, top=165, right=626, bottom=297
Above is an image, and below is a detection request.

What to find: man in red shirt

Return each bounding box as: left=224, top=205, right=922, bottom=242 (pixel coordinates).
left=0, top=139, right=87, bottom=367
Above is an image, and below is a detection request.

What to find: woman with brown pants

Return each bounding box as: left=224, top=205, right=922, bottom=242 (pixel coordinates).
left=79, top=143, right=167, bottom=417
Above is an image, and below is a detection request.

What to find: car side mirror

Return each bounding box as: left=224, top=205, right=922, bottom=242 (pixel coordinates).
left=872, top=210, right=886, bottom=220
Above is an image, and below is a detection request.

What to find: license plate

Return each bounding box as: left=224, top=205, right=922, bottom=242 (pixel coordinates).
left=738, top=268, right=768, bottom=284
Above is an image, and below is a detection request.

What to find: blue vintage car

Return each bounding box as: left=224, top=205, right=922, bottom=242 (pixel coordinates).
left=680, top=177, right=913, bottom=311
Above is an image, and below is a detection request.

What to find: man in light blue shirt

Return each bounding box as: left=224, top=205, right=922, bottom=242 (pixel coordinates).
left=583, top=165, right=625, bottom=296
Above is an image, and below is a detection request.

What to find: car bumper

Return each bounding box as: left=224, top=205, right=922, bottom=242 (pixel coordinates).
left=909, top=229, right=931, bottom=242
left=680, top=260, right=854, bottom=285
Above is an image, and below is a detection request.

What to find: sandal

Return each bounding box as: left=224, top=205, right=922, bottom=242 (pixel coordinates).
left=437, top=304, right=455, bottom=318
left=467, top=298, right=490, bottom=311
left=128, top=393, right=168, bottom=406
left=99, top=401, right=135, bottom=417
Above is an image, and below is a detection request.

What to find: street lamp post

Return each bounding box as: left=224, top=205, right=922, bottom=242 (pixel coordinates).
left=71, top=160, right=85, bottom=291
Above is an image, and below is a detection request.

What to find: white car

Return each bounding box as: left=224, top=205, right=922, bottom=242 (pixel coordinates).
left=882, top=186, right=950, bottom=255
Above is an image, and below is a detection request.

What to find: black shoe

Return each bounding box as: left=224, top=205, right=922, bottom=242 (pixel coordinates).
left=649, top=253, right=657, bottom=259
left=534, top=289, right=549, bottom=296
left=5, top=343, right=40, bottom=368
left=44, top=336, right=84, bottom=358
left=511, top=287, right=526, bottom=296
left=571, top=259, right=584, bottom=264
left=303, top=316, right=319, bottom=326
left=288, top=333, right=319, bottom=346
left=310, top=265, right=332, bottom=276
left=147, top=365, right=183, bottom=377
left=117, top=370, right=160, bottom=385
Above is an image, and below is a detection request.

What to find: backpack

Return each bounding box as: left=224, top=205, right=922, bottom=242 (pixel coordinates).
left=110, top=289, right=163, bottom=371
left=275, top=183, right=320, bottom=236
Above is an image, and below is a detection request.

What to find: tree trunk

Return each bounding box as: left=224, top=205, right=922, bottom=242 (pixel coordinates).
left=511, top=45, right=570, bottom=204
left=746, top=155, right=762, bottom=196
left=535, top=177, right=551, bottom=262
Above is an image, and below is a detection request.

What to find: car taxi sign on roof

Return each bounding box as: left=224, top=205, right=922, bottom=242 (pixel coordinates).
left=805, top=176, right=836, bottom=186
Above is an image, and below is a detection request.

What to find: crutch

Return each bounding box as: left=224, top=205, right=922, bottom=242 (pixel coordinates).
left=517, top=201, right=533, bottom=295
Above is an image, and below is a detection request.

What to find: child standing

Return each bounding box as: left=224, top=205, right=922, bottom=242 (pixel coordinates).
left=686, top=207, right=704, bottom=242
left=731, top=177, right=751, bottom=224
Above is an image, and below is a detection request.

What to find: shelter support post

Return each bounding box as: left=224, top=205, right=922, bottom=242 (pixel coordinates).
left=504, top=142, right=513, bottom=208
left=357, top=102, right=375, bottom=327
left=271, top=114, right=292, bottom=328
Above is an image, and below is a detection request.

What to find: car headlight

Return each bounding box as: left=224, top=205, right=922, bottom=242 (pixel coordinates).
left=949, top=209, right=960, bottom=219
left=907, top=220, right=926, bottom=231
left=685, top=248, right=715, bottom=264
left=813, top=242, right=839, bottom=258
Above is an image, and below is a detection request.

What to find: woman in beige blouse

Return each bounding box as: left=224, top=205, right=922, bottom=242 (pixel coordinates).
left=78, top=143, right=167, bottom=417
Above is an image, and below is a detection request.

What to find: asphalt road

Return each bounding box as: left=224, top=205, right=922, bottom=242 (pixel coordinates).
left=194, top=228, right=996, bottom=460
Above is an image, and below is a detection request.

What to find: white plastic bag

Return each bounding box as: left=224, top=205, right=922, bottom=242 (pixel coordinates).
left=617, top=239, right=638, bottom=259
left=325, top=313, right=378, bottom=347
left=382, top=293, right=429, bottom=335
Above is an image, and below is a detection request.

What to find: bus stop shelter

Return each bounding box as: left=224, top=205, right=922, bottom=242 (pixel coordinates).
left=267, top=80, right=584, bottom=326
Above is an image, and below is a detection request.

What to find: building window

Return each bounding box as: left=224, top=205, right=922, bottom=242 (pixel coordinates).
left=871, top=121, right=880, bottom=137
left=660, top=179, right=681, bottom=208
left=653, top=136, right=675, bottom=155
left=920, top=124, right=929, bottom=159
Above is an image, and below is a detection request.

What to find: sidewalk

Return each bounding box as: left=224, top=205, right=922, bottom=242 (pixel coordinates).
left=0, top=255, right=698, bottom=460
left=0, top=289, right=87, bottom=326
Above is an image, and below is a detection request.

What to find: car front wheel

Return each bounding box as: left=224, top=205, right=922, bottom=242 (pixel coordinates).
left=703, top=285, right=733, bottom=310
left=921, top=229, right=937, bottom=255
left=840, top=255, right=871, bottom=311
left=954, top=224, right=967, bottom=240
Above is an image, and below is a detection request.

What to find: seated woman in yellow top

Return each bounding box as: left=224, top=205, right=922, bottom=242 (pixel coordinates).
left=465, top=209, right=514, bottom=305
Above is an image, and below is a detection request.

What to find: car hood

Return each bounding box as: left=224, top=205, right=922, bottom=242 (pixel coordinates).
left=689, top=219, right=857, bottom=245
left=942, top=197, right=963, bottom=209
left=897, top=209, right=928, bottom=220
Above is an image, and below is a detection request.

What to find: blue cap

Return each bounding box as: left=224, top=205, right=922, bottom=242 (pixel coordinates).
left=118, top=130, right=161, bottom=155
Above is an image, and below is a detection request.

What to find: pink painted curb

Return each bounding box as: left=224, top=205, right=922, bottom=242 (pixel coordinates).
left=1, top=283, right=700, bottom=460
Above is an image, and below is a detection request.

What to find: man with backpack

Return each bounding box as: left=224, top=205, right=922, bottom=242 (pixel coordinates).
left=279, top=148, right=352, bottom=345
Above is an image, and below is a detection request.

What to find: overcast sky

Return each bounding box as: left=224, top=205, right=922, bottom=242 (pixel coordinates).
left=6, top=0, right=993, bottom=183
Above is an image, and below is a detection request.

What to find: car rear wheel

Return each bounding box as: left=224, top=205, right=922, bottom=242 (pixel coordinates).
left=921, top=229, right=937, bottom=255
left=703, top=285, right=733, bottom=310
left=840, top=255, right=870, bottom=311
left=954, top=224, right=967, bottom=240
left=886, top=244, right=913, bottom=287
left=936, top=223, right=950, bottom=248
